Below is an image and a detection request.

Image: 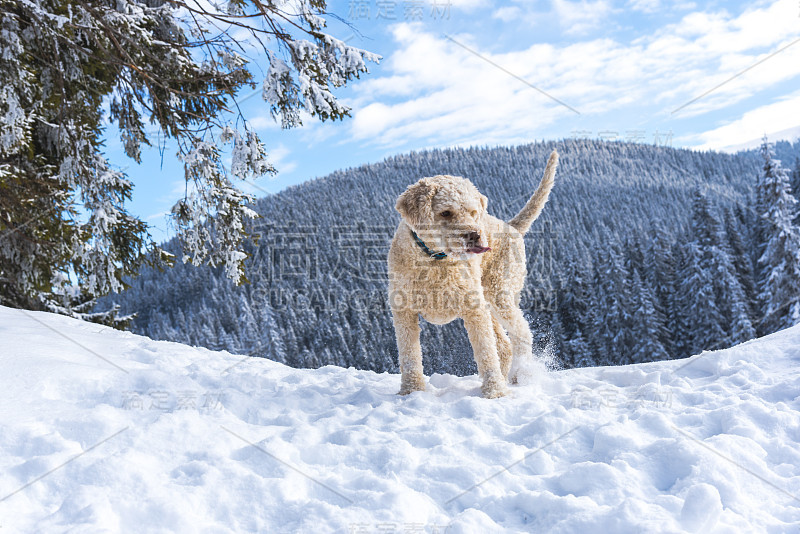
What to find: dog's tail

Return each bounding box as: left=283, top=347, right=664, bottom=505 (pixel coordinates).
left=508, top=149, right=558, bottom=234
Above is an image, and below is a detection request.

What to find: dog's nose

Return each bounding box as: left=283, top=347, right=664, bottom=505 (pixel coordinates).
left=465, top=231, right=480, bottom=245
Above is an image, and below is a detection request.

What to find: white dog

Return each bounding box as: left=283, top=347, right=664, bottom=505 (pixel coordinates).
left=388, top=150, right=558, bottom=398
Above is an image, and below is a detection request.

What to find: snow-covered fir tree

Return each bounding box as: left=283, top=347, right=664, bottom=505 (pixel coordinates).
left=564, top=327, right=595, bottom=368
left=0, top=0, right=378, bottom=321
left=593, top=242, right=633, bottom=365
left=673, top=190, right=755, bottom=354
left=676, top=241, right=725, bottom=356
left=725, top=206, right=759, bottom=325
left=644, top=232, right=676, bottom=354
left=558, top=254, right=597, bottom=363
left=629, top=270, right=669, bottom=363
left=791, top=158, right=800, bottom=225
left=756, top=137, right=800, bottom=332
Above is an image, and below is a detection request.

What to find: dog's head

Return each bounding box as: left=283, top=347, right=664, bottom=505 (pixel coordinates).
left=395, top=175, right=491, bottom=257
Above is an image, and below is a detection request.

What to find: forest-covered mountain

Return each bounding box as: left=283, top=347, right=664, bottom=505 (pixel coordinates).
left=103, top=138, right=800, bottom=375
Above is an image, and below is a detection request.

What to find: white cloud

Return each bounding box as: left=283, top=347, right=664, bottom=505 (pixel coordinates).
left=627, top=0, right=660, bottom=13
left=553, top=0, right=615, bottom=36
left=686, top=91, right=800, bottom=151
left=344, top=0, right=800, bottom=150
left=629, top=0, right=696, bottom=14
left=248, top=115, right=281, bottom=131
left=349, top=25, right=579, bottom=148
left=489, top=0, right=616, bottom=35
left=449, top=0, right=490, bottom=11
left=269, top=145, right=297, bottom=174
left=492, top=6, right=521, bottom=22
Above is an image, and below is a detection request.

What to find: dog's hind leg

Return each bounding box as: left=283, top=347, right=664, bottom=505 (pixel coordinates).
left=392, top=309, right=426, bottom=395
left=492, top=316, right=512, bottom=380
left=490, top=303, right=534, bottom=385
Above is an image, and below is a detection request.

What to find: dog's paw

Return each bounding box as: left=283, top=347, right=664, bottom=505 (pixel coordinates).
left=509, top=356, right=537, bottom=386
left=398, top=378, right=426, bottom=395
left=481, top=385, right=508, bottom=399
left=481, top=376, right=509, bottom=398
left=509, top=368, right=533, bottom=386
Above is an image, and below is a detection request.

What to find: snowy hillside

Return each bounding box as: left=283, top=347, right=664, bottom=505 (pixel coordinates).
left=108, top=139, right=800, bottom=374
left=1, top=305, right=799, bottom=533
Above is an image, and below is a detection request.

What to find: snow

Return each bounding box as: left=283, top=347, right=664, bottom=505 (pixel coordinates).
left=1, top=305, right=799, bottom=532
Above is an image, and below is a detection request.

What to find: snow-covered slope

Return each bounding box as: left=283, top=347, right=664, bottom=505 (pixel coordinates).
left=1, top=305, right=799, bottom=533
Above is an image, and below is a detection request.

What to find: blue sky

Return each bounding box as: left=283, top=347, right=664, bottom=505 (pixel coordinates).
left=104, top=0, right=800, bottom=242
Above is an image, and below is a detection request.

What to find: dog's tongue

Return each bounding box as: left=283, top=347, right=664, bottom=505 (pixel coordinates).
left=467, top=246, right=491, bottom=254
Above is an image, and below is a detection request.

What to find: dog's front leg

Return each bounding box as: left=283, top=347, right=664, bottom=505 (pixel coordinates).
left=463, top=307, right=508, bottom=399
left=392, top=309, right=426, bottom=395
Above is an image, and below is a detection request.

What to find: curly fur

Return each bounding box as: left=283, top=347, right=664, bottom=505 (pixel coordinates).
left=388, top=150, right=559, bottom=398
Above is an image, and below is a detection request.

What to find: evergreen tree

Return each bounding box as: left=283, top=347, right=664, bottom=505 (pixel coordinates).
left=729, top=299, right=757, bottom=345
left=725, top=206, right=759, bottom=324
left=644, top=231, right=676, bottom=354
left=236, top=295, right=259, bottom=355
left=688, top=189, right=754, bottom=346
left=0, top=0, right=378, bottom=319
left=624, top=235, right=646, bottom=279
left=564, top=327, right=595, bottom=368
left=558, top=255, right=595, bottom=349
left=792, top=158, right=800, bottom=197
left=593, top=243, right=633, bottom=365
left=756, top=137, right=800, bottom=332
left=792, top=158, right=800, bottom=225
left=265, top=309, right=288, bottom=364
left=629, top=270, right=669, bottom=363
left=675, top=242, right=725, bottom=356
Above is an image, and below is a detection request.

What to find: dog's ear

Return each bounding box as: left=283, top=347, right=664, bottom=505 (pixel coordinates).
left=396, top=179, right=437, bottom=228
left=480, top=194, right=488, bottom=212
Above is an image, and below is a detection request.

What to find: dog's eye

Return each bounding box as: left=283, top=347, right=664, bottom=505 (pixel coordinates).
left=440, top=210, right=452, bottom=218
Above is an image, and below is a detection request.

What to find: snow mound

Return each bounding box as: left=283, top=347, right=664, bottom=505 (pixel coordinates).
left=1, top=305, right=799, bottom=532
